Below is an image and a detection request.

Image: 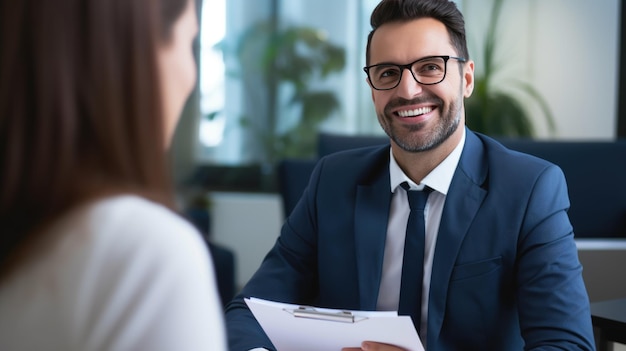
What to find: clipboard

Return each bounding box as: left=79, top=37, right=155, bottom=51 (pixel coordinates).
left=245, top=297, right=424, bottom=351
left=285, top=305, right=368, bottom=323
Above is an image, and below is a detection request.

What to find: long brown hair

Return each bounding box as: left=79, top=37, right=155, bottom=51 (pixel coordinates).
left=0, top=0, right=190, bottom=273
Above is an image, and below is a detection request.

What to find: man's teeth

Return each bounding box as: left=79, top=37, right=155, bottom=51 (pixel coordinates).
left=397, top=107, right=432, bottom=117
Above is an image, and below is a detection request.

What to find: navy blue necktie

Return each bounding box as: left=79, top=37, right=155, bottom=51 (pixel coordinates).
left=398, top=183, right=431, bottom=334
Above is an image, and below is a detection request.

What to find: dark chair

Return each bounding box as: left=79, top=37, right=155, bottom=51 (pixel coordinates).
left=317, top=132, right=389, bottom=157
left=206, top=242, right=236, bottom=306
left=498, top=138, right=626, bottom=238
left=183, top=207, right=236, bottom=306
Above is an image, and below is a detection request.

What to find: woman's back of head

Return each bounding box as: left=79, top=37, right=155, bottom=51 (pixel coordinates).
left=0, top=0, right=191, bottom=273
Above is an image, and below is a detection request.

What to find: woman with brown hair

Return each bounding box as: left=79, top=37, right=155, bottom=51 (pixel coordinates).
left=0, top=0, right=227, bottom=349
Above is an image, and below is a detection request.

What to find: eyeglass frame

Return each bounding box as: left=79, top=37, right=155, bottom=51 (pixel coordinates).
left=363, top=55, right=467, bottom=91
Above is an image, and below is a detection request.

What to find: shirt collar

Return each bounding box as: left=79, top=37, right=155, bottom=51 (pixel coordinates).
left=389, top=128, right=466, bottom=195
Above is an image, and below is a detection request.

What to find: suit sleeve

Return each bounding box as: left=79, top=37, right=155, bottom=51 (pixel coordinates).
left=515, top=164, right=595, bottom=350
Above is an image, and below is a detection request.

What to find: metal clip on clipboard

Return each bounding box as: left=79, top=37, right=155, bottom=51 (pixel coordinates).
left=284, top=306, right=367, bottom=323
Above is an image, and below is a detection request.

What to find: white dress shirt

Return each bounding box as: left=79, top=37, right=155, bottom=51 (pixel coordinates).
left=376, top=130, right=465, bottom=342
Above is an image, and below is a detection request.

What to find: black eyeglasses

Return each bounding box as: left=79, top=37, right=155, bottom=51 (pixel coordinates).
left=363, top=55, right=466, bottom=91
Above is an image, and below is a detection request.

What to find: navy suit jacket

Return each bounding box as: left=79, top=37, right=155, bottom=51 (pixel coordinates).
left=225, top=130, right=595, bottom=351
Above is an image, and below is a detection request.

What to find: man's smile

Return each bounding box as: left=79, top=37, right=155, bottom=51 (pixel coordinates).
left=396, top=106, right=434, bottom=118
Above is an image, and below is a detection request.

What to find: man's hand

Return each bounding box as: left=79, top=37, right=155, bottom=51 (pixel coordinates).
left=342, top=341, right=407, bottom=351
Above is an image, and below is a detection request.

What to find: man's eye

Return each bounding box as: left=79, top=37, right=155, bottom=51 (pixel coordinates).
left=418, top=63, right=443, bottom=73
left=379, top=68, right=400, bottom=78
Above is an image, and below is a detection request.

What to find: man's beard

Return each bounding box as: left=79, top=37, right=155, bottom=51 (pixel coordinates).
left=377, top=93, right=462, bottom=152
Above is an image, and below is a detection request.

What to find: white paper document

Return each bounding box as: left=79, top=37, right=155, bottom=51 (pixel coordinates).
left=245, top=297, right=424, bottom=351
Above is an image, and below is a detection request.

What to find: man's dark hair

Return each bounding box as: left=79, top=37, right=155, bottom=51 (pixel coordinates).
left=366, top=0, right=469, bottom=65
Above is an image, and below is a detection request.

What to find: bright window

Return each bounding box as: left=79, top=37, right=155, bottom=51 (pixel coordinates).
left=198, top=0, right=226, bottom=148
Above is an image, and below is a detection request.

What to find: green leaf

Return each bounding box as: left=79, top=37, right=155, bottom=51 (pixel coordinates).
left=229, top=19, right=347, bottom=163
left=466, top=0, right=554, bottom=138
left=204, top=111, right=221, bottom=121
left=507, top=79, right=557, bottom=133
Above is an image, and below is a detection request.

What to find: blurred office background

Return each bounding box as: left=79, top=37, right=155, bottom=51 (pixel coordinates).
left=179, top=0, right=621, bottom=173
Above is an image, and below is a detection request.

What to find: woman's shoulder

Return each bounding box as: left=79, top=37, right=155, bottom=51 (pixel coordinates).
left=1, top=194, right=225, bottom=351
left=62, top=195, right=224, bottom=349
left=82, top=195, right=199, bottom=241
left=86, top=194, right=191, bottom=231
left=75, top=194, right=209, bottom=270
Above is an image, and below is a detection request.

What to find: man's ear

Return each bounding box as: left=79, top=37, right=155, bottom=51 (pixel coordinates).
left=463, top=60, right=475, bottom=98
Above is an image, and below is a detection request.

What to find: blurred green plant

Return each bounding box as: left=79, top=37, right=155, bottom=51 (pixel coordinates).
left=465, top=0, right=555, bottom=137
left=225, top=20, right=345, bottom=164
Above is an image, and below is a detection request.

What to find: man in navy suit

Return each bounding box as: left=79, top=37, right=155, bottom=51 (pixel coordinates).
left=225, top=0, right=596, bottom=350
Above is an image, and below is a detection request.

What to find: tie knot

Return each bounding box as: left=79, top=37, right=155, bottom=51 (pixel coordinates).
left=402, top=182, right=431, bottom=212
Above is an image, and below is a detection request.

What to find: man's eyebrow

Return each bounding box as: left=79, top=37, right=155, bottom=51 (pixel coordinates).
left=369, top=55, right=443, bottom=66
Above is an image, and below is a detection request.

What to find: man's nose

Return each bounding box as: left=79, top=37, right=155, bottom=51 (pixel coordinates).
left=395, top=68, right=423, bottom=99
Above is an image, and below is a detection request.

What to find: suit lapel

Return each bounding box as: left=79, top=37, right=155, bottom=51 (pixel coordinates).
left=354, top=156, right=392, bottom=310
left=427, top=130, right=488, bottom=346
